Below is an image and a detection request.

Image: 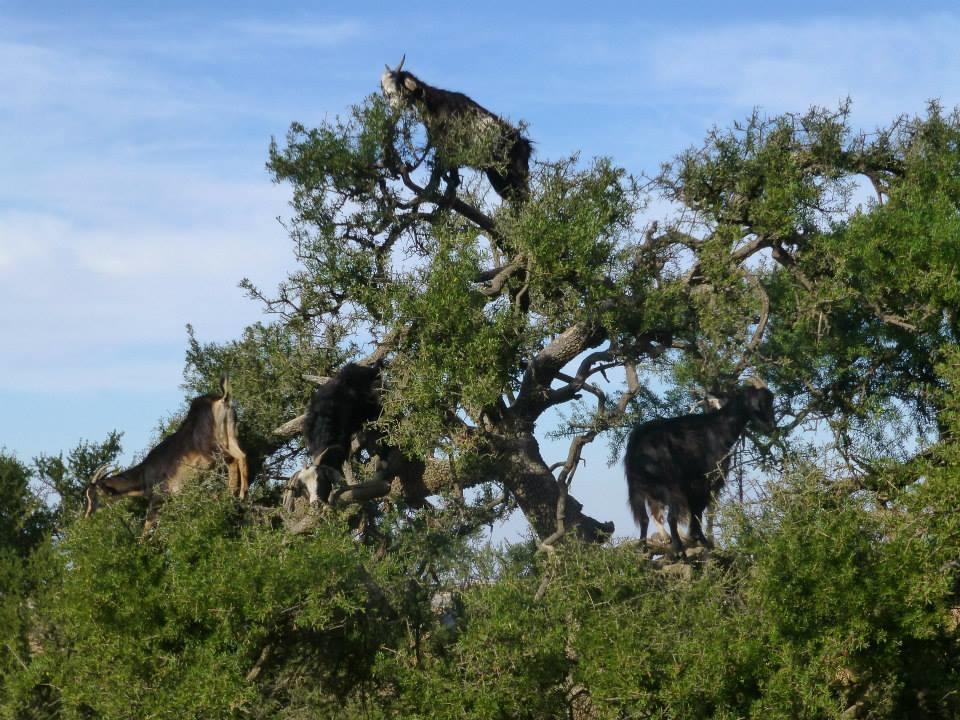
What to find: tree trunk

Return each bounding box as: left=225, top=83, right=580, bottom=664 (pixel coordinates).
left=493, top=433, right=613, bottom=542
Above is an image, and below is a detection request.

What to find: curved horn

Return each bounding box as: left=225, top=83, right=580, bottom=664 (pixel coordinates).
left=395, top=54, right=405, bottom=72
left=745, top=376, right=768, bottom=389
left=84, top=485, right=98, bottom=518
left=220, top=373, right=231, bottom=400
left=86, top=463, right=117, bottom=518
left=314, top=446, right=334, bottom=465
left=90, top=463, right=116, bottom=485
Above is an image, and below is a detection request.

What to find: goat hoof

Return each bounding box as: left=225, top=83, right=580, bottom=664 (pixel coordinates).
left=685, top=545, right=709, bottom=560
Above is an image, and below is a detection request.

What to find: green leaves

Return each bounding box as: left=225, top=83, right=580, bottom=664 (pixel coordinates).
left=14, top=487, right=386, bottom=718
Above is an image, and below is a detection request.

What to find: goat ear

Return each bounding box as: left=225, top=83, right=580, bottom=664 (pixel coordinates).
left=403, top=76, right=418, bottom=92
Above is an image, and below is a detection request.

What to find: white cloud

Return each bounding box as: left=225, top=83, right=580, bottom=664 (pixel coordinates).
left=0, top=21, right=309, bottom=397
left=648, top=14, right=960, bottom=124
left=0, top=166, right=293, bottom=395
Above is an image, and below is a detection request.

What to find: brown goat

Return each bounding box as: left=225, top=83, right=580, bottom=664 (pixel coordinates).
left=85, top=376, right=248, bottom=530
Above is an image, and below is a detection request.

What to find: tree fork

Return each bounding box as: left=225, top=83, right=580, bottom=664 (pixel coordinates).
left=493, top=433, right=613, bottom=542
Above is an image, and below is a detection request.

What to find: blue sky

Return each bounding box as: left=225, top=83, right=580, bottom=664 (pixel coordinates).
left=2, top=2, right=959, bottom=537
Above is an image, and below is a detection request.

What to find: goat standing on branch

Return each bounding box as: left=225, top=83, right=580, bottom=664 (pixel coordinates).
left=290, top=362, right=384, bottom=508
left=285, top=361, right=427, bottom=510
left=624, top=380, right=775, bottom=554
left=381, top=56, right=532, bottom=202
left=85, top=376, right=248, bottom=530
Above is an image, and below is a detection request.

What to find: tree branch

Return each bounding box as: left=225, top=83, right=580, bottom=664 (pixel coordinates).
left=510, top=323, right=608, bottom=421
left=734, top=275, right=771, bottom=376
left=477, top=260, right=523, bottom=297
left=399, top=170, right=499, bottom=239
left=547, top=354, right=616, bottom=406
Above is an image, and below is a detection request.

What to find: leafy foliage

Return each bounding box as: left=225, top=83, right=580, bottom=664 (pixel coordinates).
left=6, top=77, right=960, bottom=717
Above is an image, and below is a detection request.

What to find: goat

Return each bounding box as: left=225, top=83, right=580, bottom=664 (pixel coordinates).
left=624, top=381, right=775, bottom=553
left=304, top=363, right=383, bottom=472
left=286, top=361, right=428, bottom=510
left=85, top=376, right=248, bottom=530
left=299, top=362, right=384, bottom=505
left=381, top=56, right=532, bottom=201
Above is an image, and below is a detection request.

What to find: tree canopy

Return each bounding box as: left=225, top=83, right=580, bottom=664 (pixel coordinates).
left=214, top=96, right=958, bottom=542
left=2, top=73, right=960, bottom=718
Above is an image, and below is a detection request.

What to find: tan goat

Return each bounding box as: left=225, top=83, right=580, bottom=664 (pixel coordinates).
left=85, top=376, right=248, bottom=530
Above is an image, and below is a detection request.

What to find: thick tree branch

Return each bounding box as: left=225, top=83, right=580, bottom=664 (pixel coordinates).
left=477, top=260, right=523, bottom=296
left=510, top=322, right=608, bottom=422
left=686, top=234, right=772, bottom=286
left=539, top=359, right=643, bottom=550
left=547, top=353, right=617, bottom=406
left=273, top=414, right=307, bottom=440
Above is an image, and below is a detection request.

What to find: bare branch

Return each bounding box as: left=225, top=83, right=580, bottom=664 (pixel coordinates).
left=734, top=276, right=771, bottom=376
left=867, top=302, right=920, bottom=332
left=547, top=352, right=615, bottom=405
left=273, top=414, right=306, bottom=439
left=771, top=242, right=815, bottom=291
left=686, top=234, right=771, bottom=286
left=399, top=170, right=500, bottom=238
left=477, top=260, right=523, bottom=297
left=302, top=374, right=331, bottom=385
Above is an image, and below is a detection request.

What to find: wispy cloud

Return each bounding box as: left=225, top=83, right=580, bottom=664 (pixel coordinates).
left=649, top=14, right=960, bottom=124
left=225, top=18, right=365, bottom=47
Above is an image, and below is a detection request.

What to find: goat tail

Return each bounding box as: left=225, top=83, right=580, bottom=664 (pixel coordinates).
left=627, top=481, right=650, bottom=528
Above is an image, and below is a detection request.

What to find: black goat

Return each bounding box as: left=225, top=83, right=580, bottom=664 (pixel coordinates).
left=301, top=362, right=383, bottom=504
left=624, top=383, right=775, bottom=553
left=380, top=56, right=532, bottom=201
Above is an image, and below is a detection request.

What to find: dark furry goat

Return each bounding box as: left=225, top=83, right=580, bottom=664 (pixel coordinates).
left=624, top=382, right=775, bottom=553
left=305, top=362, right=382, bottom=468
left=85, top=376, right=248, bottom=531
left=381, top=56, right=532, bottom=201
left=299, top=362, right=384, bottom=505
left=288, top=361, right=427, bottom=510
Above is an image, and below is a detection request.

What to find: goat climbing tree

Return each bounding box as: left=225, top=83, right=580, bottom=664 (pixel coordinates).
left=197, top=88, right=960, bottom=541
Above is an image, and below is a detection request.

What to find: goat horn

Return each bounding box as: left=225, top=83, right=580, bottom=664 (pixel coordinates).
left=745, top=376, right=768, bottom=389
left=84, top=485, right=98, bottom=518
left=90, top=463, right=115, bottom=484
left=395, top=54, right=405, bottom=72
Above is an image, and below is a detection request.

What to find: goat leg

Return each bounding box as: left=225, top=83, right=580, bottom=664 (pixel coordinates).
left=667, top=512, right=685, bottom=555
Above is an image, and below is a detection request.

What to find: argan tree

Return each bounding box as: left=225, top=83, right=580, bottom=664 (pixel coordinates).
left=7, top=75, right=960, bottom=717
left=215, top=73, right=958, bottom=542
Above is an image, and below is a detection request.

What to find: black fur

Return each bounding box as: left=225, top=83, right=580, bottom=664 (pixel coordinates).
left=381, top=61, right=532, bottom=201
left=305, top=363, right=383, bottom=472
left=624, top=385, right=775, bottom=552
